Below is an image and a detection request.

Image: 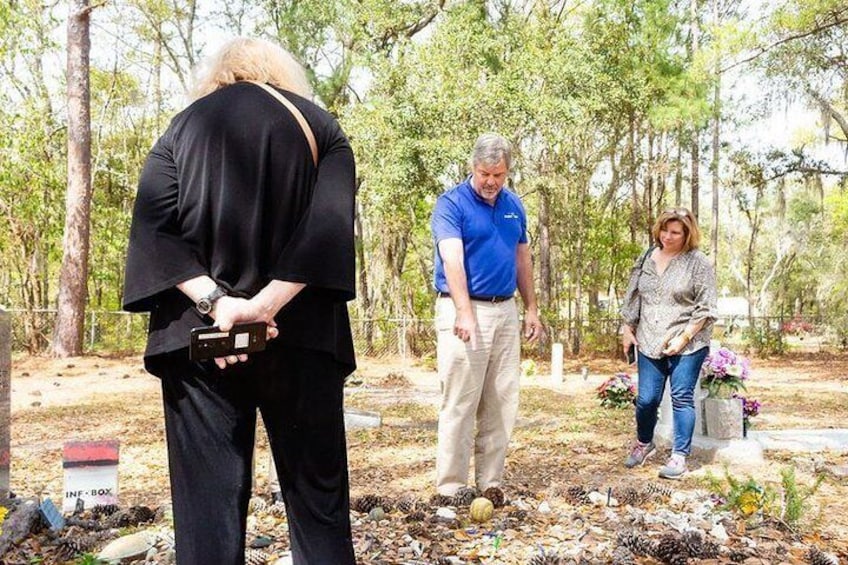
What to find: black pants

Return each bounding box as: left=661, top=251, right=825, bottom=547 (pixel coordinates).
left=152, top=347, right=356, bottom=565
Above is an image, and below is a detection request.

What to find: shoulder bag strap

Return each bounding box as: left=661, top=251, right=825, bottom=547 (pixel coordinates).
left=638, top=244, right=655, bottom=271
left=248, top=81, right=318, bottom=167
left=633, top=244, right=656, bottom=291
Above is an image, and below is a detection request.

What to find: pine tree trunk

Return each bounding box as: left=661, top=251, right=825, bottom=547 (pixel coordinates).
left=674, top=130, right=683, bottom=205
left=53, top=0, right=92, bottom=357
left=646, top=129, right=655, bottom=224
left=538, top=187, right=552, bottom=308
left=629, top=114, right=638, bottom=242
left=690, top=0, right=700, bottom=220
left=709, top=0, right=721, bottom=266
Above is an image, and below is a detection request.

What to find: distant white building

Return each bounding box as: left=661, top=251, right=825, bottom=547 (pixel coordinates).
left=716, top=296, right=754, bottom=329
left=717, top=296, right=752, bottom=318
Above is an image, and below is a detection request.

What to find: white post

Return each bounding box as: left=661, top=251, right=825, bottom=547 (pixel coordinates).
left=550, top=342, right=563, bottom=385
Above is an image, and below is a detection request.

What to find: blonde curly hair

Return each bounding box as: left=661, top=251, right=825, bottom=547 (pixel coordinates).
left=190, top=37, right=312, bottom=101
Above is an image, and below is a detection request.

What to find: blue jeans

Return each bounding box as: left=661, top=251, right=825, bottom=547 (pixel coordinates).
left=635, top=347, right=708, bottom=456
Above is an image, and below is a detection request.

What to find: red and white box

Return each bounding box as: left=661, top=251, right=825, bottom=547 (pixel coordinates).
left=62, top=440, right=119, bottom=513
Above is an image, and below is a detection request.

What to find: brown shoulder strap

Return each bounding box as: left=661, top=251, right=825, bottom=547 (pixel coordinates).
left=248, top=81, right=318, bottom=167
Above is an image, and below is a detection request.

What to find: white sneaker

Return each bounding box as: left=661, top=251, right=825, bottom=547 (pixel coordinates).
left=658, top=453, right=687, bottom=480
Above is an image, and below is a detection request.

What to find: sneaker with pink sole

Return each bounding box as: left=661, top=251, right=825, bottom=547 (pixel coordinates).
left=624, top=441, right=655, bottom=468
left=658, top=453, right=687, bottom=479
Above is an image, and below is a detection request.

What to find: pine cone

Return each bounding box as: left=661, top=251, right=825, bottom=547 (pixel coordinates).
left=64, top=516, right=104, bottom=531
left=351, top=494, right=384, bottom=513
left=407, top=522, right=428, bottom=538
left=55, top=537, right=85, bottom=560
left=643, top=482, right=673, bottom=499
left=429, top=493, right=454, bottom=507
left=248, top=497, right=268, bottom=513
left=729, top=549, right=750, bottom=562
left=806, top=546, right=839, bottom=565
left=699, top=539, right=720, bottom=559
left=452, top=486, right=479, bottom=507
left=681, top=530, right=704, bottom=557
left=611, top=545, right=636, bottom=565
left=508, top=508, right=527, bottom=521
left=55, top=531, right=110, bottom=560
left=395, top=494, right=418, bottom=514
left=105, top=505, right=154, bottom=528
left=404, top=510, right=426, bottom=522
left=269, top=501, right=287, bottom=518
left=245, top=548, right=268, bottom=565
left=653, top=532, right=688, bottom=564
left=527, top=552, right=567, bottom=564
left=90, top=504, right=119, bottom=519
left=483, top=486, right=505, bottom=508
left=130, top=505, right=155, bottom=524
left=565, top=485, right=590, bottom=505
left=616, top=530, right=655, bottom=557
left=616, top=486, right=645, bottom=506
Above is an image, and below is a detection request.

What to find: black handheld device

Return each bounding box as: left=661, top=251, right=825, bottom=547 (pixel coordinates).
left=190, top=322, right=267, bottom=361
left=627, top=344, right=637, bottom=365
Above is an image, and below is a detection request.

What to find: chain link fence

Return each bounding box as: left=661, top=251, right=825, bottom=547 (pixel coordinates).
left=4, top=309, right=846, bottom=357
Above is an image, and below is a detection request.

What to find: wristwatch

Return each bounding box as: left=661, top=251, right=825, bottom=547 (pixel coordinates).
left=196, top=286, right=227, bottom=315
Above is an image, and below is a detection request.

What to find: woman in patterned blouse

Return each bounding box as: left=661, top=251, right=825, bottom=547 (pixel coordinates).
left=620, top=208, right=718, bottom=479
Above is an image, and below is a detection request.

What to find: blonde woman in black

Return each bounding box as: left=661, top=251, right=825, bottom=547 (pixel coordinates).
left=124, top=38, right=357, bottom=564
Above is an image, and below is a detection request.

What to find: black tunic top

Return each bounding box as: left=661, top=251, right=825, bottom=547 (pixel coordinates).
left=123, top=82, right=356, bottom=370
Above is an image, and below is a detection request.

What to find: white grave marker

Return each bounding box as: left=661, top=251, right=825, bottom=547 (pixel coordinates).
left=550, top=343, right=564, bottom=385
left=63, top=440, right=119, bottom=512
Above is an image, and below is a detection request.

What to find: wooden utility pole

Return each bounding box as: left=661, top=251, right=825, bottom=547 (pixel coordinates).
left=53, top=0, right=92, bottom=357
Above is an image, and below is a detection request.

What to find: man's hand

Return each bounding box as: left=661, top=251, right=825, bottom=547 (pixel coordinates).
left=523, top=311, right=545, bottom=344
left=211, top=296, right=279, bottom=370
left=454, top=307, right=478, bottom=350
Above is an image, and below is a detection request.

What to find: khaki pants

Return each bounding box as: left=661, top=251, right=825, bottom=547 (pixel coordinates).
left=435, top=297, right=521, bottom=495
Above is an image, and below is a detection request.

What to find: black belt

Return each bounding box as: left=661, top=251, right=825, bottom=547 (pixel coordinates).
left=437, top=292, right=513, bottom=303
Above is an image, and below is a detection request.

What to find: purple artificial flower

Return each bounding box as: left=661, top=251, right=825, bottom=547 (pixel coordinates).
left=702, top=348, right=751, bottom=396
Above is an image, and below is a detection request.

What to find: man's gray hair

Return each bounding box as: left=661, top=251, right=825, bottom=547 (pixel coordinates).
left=470, top=133, right=512, bottom=170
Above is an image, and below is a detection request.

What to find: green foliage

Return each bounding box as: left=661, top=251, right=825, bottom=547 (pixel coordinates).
left=743, top=325, right=786, bottom=356
left=520, top=359, right=538, bottom=378
left=705, top=468, right=776, bottom=519
left=706, top=466, right=825, bottom=528
left=779, top=466, right=824, bottom=527
left=74, top=554, right=107, bottom=565
left=1, top=0, right=845, bottom=355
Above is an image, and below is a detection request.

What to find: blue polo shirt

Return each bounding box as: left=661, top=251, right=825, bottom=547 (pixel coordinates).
left=431, top=177, right=528, bottom=296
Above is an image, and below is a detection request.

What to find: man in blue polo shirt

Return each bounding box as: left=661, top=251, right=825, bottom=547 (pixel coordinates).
left=430, top=133, right=544, bottom=497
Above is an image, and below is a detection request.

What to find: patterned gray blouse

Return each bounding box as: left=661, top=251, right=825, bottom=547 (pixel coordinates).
left=621, top=248, right=718, bottom=359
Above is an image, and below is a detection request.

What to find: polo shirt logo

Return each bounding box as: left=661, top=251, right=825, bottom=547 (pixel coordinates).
left=503, top=212, right=519, bottom=219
